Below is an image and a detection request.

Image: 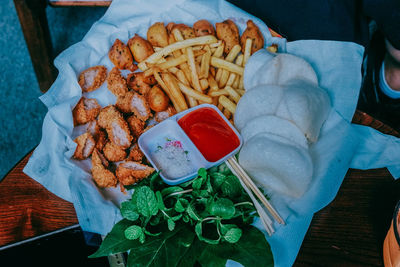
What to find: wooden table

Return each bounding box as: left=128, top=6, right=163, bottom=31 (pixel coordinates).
left=0, top=111, right=399, bottom=266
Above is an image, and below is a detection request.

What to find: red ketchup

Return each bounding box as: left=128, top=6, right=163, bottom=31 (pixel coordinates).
left=178, top=107, right=240, bottom=162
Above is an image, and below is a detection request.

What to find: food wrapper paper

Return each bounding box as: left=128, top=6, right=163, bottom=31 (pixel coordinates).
left=23, top=0, right=400, bottom=266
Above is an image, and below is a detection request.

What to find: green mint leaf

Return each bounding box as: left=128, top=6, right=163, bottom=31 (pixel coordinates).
left=207, top=198, right=235, bottom=219
left=171, top=214, right=183, bottom=221
left=186, top=204, right=201, bottom=221
left=135, top=186, right=159, bottom=217
left=218, top=164, right=231, bottom=175
left=156, top=191, right=166, bottom=210
left=195, top=222, right=220, bottom=245
left=120, top=201, right=139, bottom=221
left=139, top=231, right=146, bottom=243
left=221, top=175, right=242, bottom=198
left=167, top=219, right=175, bottom=231
left=210, top=172, right=226, bottom=189
left=175, top=199, right=186, bottom=213
left=192, top=177, right=204, bottom=190
left=144, top=229, right=162, bottom=237
left=198, top=168, right=208, bottom=178
left=124, top=225, right=143, bottom=240
left=161, top=186, right=183, bottom=196
left=182, top=214, right=190, bottom=223
left=223, top=228, right=242, bottom=243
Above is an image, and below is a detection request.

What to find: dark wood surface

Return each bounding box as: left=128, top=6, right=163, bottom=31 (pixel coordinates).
left=49, top=1, right=112, bottom=7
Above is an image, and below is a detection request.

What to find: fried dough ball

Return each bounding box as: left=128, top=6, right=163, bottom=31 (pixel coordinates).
left=127, top=144, right=144, bottom=162
left=78, top=66, right=107, bottom=92
left=171, top=24, right=195, bottom=39
left=147, top=22, right=169, bottom=48
left=108, top=39, right=137, bottom=71
left=73, top=132, right=95, bottom=160
left=107, top=67, right=128, bottom=97
left=126, top=72, right=156, bottom=95
left=148, top=85, right=169, bottom=112
left=91, top=149, right=117, bottom=188
left=193, top=20, right=215, bottom=37
left=72, top=97, right=101, bottom=126
left=126, top=115, right=145, bottom=138
left=128, top=34, right=154, bottom=63
left=115, top=91, right=151, bottom=121
left=97, top=106, right=133, bottom=149
left=216, top=19, right=240, bottom=54
left=103, top=141, right=127, bottom=162
left=154, top=106, right=177, bottom=122
left=240, top=20, right=264, bottom=54
left=116, top=161, right=154, bottom=186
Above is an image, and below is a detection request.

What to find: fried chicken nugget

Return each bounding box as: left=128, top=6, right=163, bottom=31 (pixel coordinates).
left=91, top=149, right=117, bottom=188
left=86, top=121, right=107, bottom=151
left=108, top=39, right=138, bottom=71
left=126, top=115, right=145, bottom=138
left=148, top=85, right=170, bottom=112
left=154, top=106, right=177, bottom=122
left=107, top=67, right=129, bottom=97
left=103, top=141, right=127, bottom=162
left=116, top=161, right=154, bottom=186
left=216, top=19, right=240, bottom=54
left=72, top=97, right=101, bottom=125
left=126, top=72, right=156, bottom=96
left=171, top=24, right=195, bottom=39
left=147, top=22, right=169, bottom=48
left=78, top=65, right=107, bottom=92
left=127, top=144, right=144, bottom=162
left=128, top=34, right=154, bottom=63
left=97, top=106, right=133, bottom=149
left=73, top=132, right=95, bottom=160
left=193, top=20, right=215, bottom=37
left=115, top=91, right=151, bottom=121
left=240, top=20, right=264, bottom=54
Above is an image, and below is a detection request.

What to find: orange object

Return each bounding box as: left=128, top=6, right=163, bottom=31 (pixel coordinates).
left=383, top=201, right=400, bottom=267
left=178, top=107, right=240, bottom=162
left=268, top=27, right=283, bottom=38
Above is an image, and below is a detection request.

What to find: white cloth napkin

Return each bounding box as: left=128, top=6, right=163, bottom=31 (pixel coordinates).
left=23, top=0, right=400, bottom=266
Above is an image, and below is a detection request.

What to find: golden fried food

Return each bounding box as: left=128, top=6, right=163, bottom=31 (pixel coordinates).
left=215, top=19, right=240, bottom=54
left=116, top=161, right=154, bottom=186
left=126, top=72, right=156, bottom=95
left=128, top=34, right=154, bottom=63
left=148, top=85, right=170, bottom=112
left=115, top=91, right=151, bottom=121
left=126, top=115, right=145, bottom=138
left=240, top=20, right=264, bottom=54
left=103, top=141, right=127, bottom=162
left=193, top=20, right=215, bottom=37
left=73, top=132, right=95, bottom=160
left=171, top=24, right=195, bottom=39
left=108, top=39, right=138, bottom=71
left=78, top=65, right=107, bottom=92
left=147, top=22, right=169, bottom=48
left=72, top=97, right=101, bottom=126
left=127, top=144, right=144, bottom=162
left=97, top=105, right=133, bottom=149
left=91, top=149, right=117, bottom=188
left=86, top=121, right=107, bottom=151
left=154, top=105, right=176, bottom=122
left=107, top=67, right=129, bottom=97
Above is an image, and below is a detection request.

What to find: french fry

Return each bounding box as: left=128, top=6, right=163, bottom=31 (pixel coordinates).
left=153, top=69, right=170, bottom=96
left=211, top=57, right=244, bottom=75
left=237, top=89, right=245, bottom=95
left=168, top=66, right=180, bottom=74
left=223, top=109, right=231, bottom=120
left=226, top=54, right=242, bottom=87
left=233, top=75, right=240, bottom=88
left=170, top=67, right=198, bottom=107
left=178, top=82, right=213, bottom=103
left=207, top=75, right=219, bottom=92
left=186, top=47, right=202, bottom=92
left=219, top=95, right=236, bottom=114
left=225, top=86, right=241, bottom=103
left=200, top=78, right=209, bottom=90
left=158, top=54, right=187, bottom=69
left=161, top=72, right=189, bottom=112
left=213, top=43, right=224, bottom=58
left=138, top=35, right=218, bottom=70
left=209, top=89, right=229, bottom=97
left=243, top=38, right=252, bottom=67
left=210, top=40, right=223, bottom=48
left=226, top=73, right=236, bottom=87
left=179, top=62, right=192, bottom=84
left=235, top=54, right=244, bottom=66
left=185, top=95, right=198, bottom=108
left=239, top=76, right=244, bottom=90
left=216, top=44, right=241, bottom=85
left=199, top=49, right=211, bottom=79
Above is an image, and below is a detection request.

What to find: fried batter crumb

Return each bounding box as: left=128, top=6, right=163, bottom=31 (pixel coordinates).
left=73, top=132, right=95, bottom=160
left=116, top=161, right=154, bottom=186
left=78, top=65, right=107, bottom=92
left=107, top=67, right=128, bottom=97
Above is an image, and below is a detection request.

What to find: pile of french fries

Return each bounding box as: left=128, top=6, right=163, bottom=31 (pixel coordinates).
left=138, top=27, right=256, bottom=122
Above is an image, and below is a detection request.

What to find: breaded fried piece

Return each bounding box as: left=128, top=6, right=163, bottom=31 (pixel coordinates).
left=103, top=141, right=127, bottom=162
left=193, top=20, right=215, bottom=37
left=78, top=65, right=107, bottom=92
left=126, top=115, right=145, bottom=138
left=216, top=20, right=240, bottom=54
left=148, top=85, right=170, bottom=112
left=154, top=106, right=176, bottom=122
left=97, top=106, right=133, bottom=149
left=240, top=20, right=264, bottom=54
left=115, top=91, right=151, bottom=121
left=72, top=97, right=101, bottom=126
left=86, top=121, right=107, bottom=151
left=128, top=34, right=154, bottom=63
left=73, top=132, right=95, bottom=160
left=147, top=22, right=169, bottom=48
left=116, top=161, right=154, bottom=186
left=127, top=144, right=144, bottom=162
left=91, top=149, right=117, bottom=188
left=171, top=24, right=195, bottom=39
left=107, top=67, right=128, bottom=97
left=126, top=72, right=156, bottom=95
left=108, top=39, right=138, bottom=71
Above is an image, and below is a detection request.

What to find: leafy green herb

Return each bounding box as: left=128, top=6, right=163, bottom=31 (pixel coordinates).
left=91, top=164, right=273, bottom=266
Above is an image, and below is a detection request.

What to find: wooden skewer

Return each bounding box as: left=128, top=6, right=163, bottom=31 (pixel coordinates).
left=226, top=157, right=285, bottom=225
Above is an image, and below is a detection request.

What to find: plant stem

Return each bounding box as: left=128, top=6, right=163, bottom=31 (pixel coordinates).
left=166, top=189, right=193, bottom=198
left=234, top=201, right=254, bottom=207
